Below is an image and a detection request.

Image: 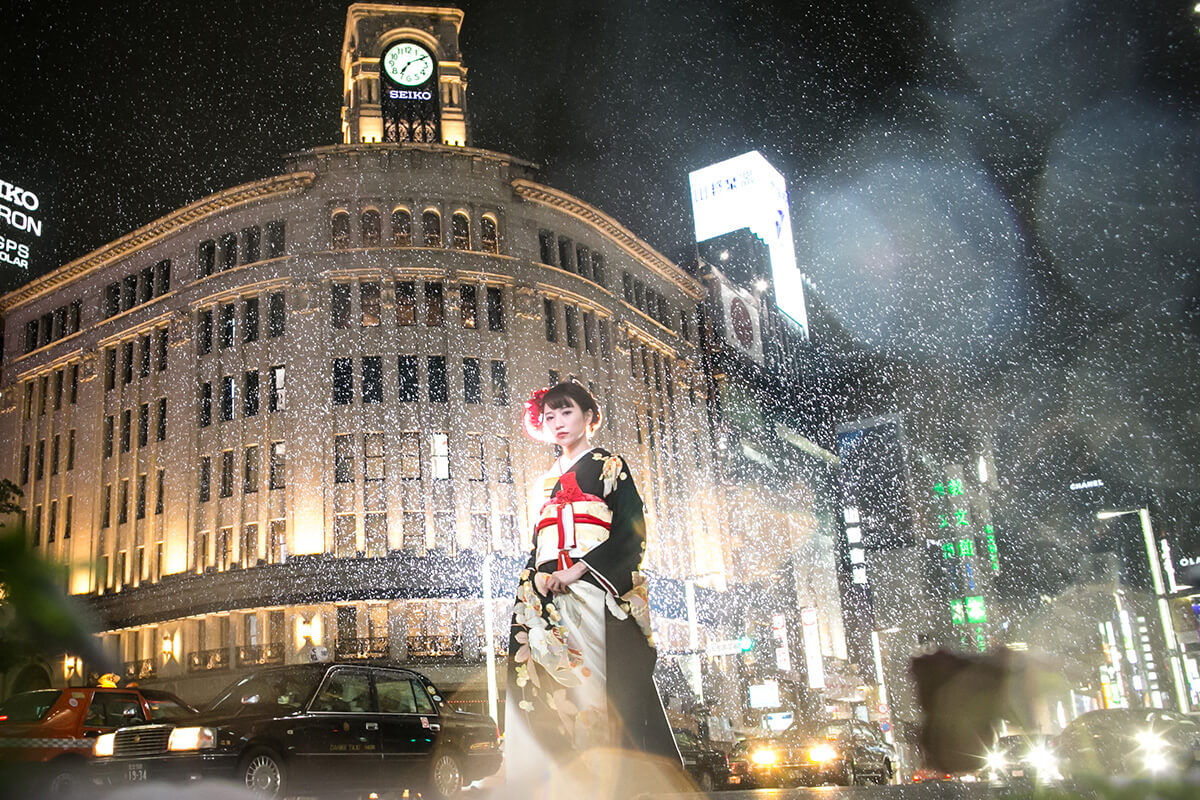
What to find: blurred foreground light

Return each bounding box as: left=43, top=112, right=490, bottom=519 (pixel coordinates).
left=985, top=750, right=1007, bottom=771
left=808, top=743, right=838, bottom=763
left=718, top=249, right=730, bottom=262
left=751, top=748, right=780, bottom=766
left=1135, top=730, right=1165, bottom=752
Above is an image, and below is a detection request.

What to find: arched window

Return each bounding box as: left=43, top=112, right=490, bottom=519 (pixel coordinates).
left=197, top=240, right=216, bottom=278
left=330, top=210, right=351, bottom=250
left=451, top=212, right=470, bottom=250
left=422, top=210, right=442, bottom=248
left=391, top=208, right=412, bottom=247
left=361, top=209, right=381, bottom=248
left=480, top=216, right=498, bottom=254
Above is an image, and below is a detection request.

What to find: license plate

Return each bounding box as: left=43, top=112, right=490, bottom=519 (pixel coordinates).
left=1012, top=769, right=1024, bottom=777
left=127, top=763, right=147, bottom=782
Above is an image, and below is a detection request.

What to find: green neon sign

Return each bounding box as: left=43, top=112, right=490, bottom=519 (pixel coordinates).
left=965, top=596, right=987, bottom=624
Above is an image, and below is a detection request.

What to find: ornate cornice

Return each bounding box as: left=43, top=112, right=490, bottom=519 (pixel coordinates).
left=0, top=172, right=316, bottom=313
left=511, top=180, right=704, bottom=302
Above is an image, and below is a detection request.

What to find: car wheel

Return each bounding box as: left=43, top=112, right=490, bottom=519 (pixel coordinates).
left=426, top=749, right=464, bottom=800
left=878, top=758, right=893, bottom=785
left=697, top=770, right=715, bottom=793
left=241, top=747, right=287, bottom=799
left=839, top=761, right=856, bottom=786
left=46, top=763, right=84, bottom=798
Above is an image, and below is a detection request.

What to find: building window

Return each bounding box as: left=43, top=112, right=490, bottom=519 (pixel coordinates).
left=102, top=485, right=112, bottom=528
left=576, top=244, right=591, bottom=279
left=424, top=282, right=444, bottom=327
left=558, top=237, right=574, bottom=273
left=331, top=283, right=352, bottom=328
left=382, top=433, right=415, bottom=485
left=220, top=451, right=234, bottom=497
left=139, top=265, right=154, bottom=304
left=334, top=434, right=354, bottom=483
left=35, top=439, right=44, bottom=480
left=22, top=382, right=33, bottom=418
left=243, top=297, right=259, bottom=343
left=361, top=282, right=381, bottom=327
left=460, top=285, right=477, bottom=329
left=331, top=210, right=351, bottom=249
left=583, top=311, right=595, bottom=354
left=199, top=382, right=212, bottom=427
left=600, top=318, right=611, bottom=359
left=398, top=356, right=419, bottom=402
left=198, top=240, right=216, bottom=278
left=197, top=309, right=213, bottom=356
left=451, top=211, right=470, bottom=250
left=434, top=512, right=455, bottom=553
left=543, top=298, right=557, bottom=342
left=138, top=334, right=151, bottom=377
left=331, top=514, right=356, bottom=558
left=69, top=299, right=82, bottom=333
left=220, top=376, right=235, bottom=421
left=121, top=340, right=134, bottom=384
left=120, top=409, right=131, bottom=453
left=216, top=527, right=232, bottom=571
left=31, top=504, right=42, bottom=546
left=266, top=219, right=286, bottom=258
left=396, top=281, right=417, bottom=326
left=427, top=356, right=447, bottom=403
left=20, top=445, right=29, bottom=484
left=157, top=397, right=167, bottom=441
left=431, top=432, right=450, bottom=480
left=496, top=436, right=513, bottom=483
left=463, top=358, right=482, bottom=404
left=268, top=292, right=286, bottom=337
left=51, top=435, right=59, bottom=476
left=269, top=442, right=286, bottom=489
left=155, top=469, right=165, bottom=515
left=218, top=303, right=235, bottom=348
left=361, top=356, right=383, bottom=404
left=361, top=209, right=382, bottom=247
left=486, top=286, right=504, bottom=331
left=470, top=513, right=490, bottom=551
left=156, top=328, right=168, bottom=371
left=332, top=358, right=354, bottom=405
left=119, top=479, right=130, bottom=524
left=422, top=210, right=441, bottom=247
left=67, top=430, right=76, bottom=470
left=103, top=416, right=114, bottom=458
left=194, top=532, right=208, bottom=573
left=242, top=523, right=259, bottom=567
left=64, top=496, right=73, bottom=538
left=268, top=519, right=286, bottom=563
left=53, top=370, right=63, bottom=410
left=136, top=473, right=147, bottom=519
left=565, top=305, right=579, bottom=349
left=538, top=230, right=556, bottom=265
left=104, top=347, right=116, bottom=390
left=481, top=215, right=498, bottom=253
left=38, top=375, right=48, bottom=415
left=364, top=433, right=385, bottom=481
left=391, top=207, right=412, bottom=246
left=122, top=274, right=137, bottom=310
left=24, top=320, right=37, bottom=353
left=269, top=365, right=286, bottom=412
left=244, top=371, right=260, bottom=417
left=403, top=512, right=425, bottom=552
left=364, top=513, right=387, bottom=558
left=244, top=445, right=259, bottom=494
left=465, top=434, right=484, bottom=481
left=138, top=403, right=149, bottom=448
left=219, top=232, right=238, bottom=271
left=238, top=225, right=259, bottom=265
left=69, top=364, right=79, bottom=403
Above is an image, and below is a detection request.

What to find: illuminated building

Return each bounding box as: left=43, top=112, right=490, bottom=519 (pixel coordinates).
left=0, top=3, right=719, bottom=705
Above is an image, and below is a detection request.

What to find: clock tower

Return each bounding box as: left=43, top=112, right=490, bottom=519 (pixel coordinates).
left=340, top=3, right=469, bottom=147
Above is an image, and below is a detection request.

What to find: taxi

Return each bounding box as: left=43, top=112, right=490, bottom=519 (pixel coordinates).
left=90, top=662, right=501, bottom=800
left=0, top=679, right=196, bottom=796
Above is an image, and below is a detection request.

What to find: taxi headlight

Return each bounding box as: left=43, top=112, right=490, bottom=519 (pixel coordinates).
left=751, top=748, right=779, bottom=767
left=93, top=733, right=115, bottom=757
left=168, top=726, right=217, bottom=751
left=1026, top=744, right=1058, bottom=776
left=985, top=749, right=1007, bottom=772
left=807, top=744, right=838, bottom=763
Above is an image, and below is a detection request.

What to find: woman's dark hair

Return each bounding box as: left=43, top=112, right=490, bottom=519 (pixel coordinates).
left=542, top=380, right=602, bottom=433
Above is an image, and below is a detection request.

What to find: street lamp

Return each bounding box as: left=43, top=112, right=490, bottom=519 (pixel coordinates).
left=1096, top=508, right=1189, bottom=712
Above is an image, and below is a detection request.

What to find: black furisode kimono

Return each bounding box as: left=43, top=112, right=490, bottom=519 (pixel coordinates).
left=504, top=447, right=681, bottom=778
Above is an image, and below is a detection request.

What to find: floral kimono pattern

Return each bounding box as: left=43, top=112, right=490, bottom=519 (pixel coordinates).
left=504, top=449, right=680, bottom=779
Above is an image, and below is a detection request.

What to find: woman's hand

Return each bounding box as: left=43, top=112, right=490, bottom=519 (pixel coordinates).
left=544, top=561, right=588, bottom=594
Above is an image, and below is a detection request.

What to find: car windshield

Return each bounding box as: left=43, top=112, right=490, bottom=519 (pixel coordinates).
left=141, top=691, right=199, bottom=721
left=206, top=667, right=324, bottom=714
left=0, top=690, right=61, bottom=723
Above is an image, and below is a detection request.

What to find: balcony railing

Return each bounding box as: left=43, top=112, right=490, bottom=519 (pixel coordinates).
left=187, top=647, right=230, bottom=673
left=406, top=634, right=463, bottom=659
left=335, top=636, right=389, bottom=661
left=122, top=658, right=157, bottom=681
left=236, top=642, right=285, bottom=667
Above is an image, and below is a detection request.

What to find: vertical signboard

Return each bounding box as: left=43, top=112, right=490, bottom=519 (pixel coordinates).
left=688, top=152, right=809, bottom=339
left=800, top=606, right=826, bottom=689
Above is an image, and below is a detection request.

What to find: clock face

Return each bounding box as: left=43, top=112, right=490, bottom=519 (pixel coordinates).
left=382, top=42, right=434, bottom=87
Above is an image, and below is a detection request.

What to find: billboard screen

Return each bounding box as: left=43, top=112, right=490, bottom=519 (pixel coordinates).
left=688, top=151, right=808, bottom=338
left=0, top=176, right=42, bottom=277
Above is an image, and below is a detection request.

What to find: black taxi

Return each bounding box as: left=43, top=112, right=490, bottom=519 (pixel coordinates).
left=90, top=663, right=501, bottom=799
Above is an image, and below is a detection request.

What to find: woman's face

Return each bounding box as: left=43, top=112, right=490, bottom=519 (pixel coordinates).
left=542, top=398, right=593, bottom=448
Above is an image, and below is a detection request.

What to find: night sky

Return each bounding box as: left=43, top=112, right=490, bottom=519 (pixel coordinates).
left=3, top=1, right=1200, bottom=596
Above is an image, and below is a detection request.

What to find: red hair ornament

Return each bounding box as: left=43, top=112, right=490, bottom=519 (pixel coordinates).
left=523, top=387, right=555, bottom=443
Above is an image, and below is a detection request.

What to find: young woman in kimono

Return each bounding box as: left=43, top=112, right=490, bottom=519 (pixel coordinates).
left=504, top=380, right=681, bottom=782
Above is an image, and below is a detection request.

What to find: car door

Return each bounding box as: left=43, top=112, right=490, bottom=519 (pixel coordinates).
left=290, top=668, right=382, bottom=792
left=373, top=670, right=438, bottom=784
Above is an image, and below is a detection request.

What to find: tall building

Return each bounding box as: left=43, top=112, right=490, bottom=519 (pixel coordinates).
left=0, top=4, right=720, bottom=708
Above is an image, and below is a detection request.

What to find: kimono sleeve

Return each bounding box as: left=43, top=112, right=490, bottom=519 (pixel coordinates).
left=577, top=454, right=645, bottom=597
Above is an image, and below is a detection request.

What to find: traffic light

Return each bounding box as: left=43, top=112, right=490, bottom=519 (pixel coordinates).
left=739, top=635, right=755, bottom=652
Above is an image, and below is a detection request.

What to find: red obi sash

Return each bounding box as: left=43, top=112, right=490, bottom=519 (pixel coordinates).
left=535, top=471, right=610, bottom=570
